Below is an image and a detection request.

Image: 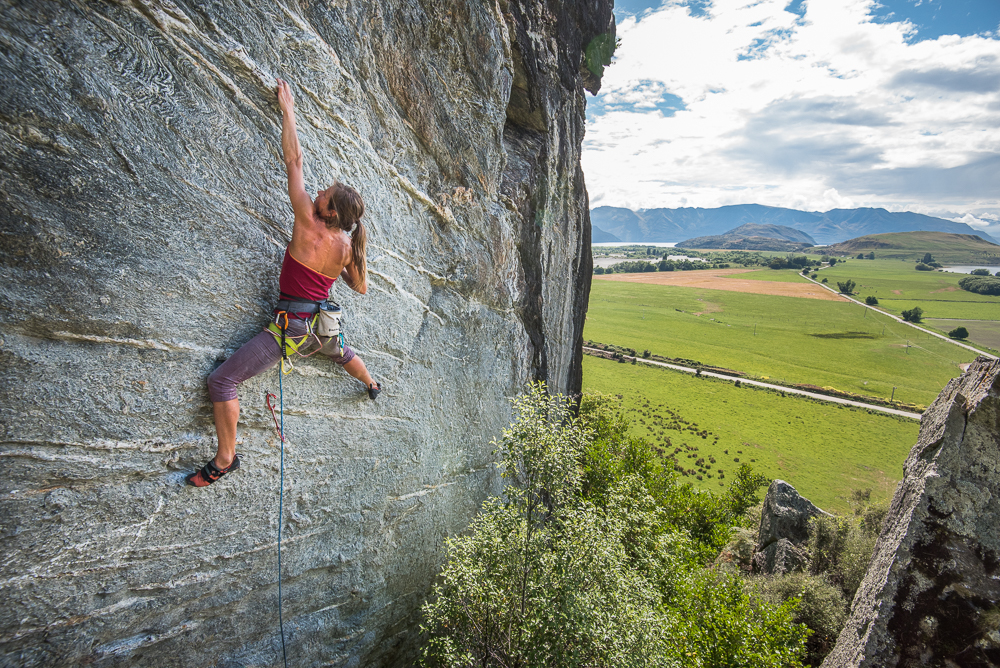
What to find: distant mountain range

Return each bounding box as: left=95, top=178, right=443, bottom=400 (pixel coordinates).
left=680, top=223, right=815, bottom=250
left=590, top=204, right=998, bottom=246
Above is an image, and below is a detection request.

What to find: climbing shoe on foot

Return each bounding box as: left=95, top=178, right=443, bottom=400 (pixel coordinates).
left=186, top=455, right=241, bottom=487
left=368, top=382, right=381, bottom=401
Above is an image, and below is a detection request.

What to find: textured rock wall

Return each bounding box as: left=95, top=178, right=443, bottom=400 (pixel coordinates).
left=822, top=357, right=1000, bottom=667
left=0, top=1, right=612, bottom=665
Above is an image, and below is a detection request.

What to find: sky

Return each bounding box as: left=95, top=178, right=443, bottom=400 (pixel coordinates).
left=582, top=0, right=1000, bottom=235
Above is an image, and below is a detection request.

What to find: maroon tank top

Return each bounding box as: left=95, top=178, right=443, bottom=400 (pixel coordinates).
left=278, top=249, right=336, bottom=302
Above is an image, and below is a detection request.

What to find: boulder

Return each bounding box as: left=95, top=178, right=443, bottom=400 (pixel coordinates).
left=753, top=537, right=810, bottom=577
left=0, top=1, right=613, bottom=666
left=753, top=479, right=830, bottom=575
left=822, top=357, right=1000, bottom=667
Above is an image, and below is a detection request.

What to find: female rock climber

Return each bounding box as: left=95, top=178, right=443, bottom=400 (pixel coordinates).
left=187, top=78, right=381, bottom=488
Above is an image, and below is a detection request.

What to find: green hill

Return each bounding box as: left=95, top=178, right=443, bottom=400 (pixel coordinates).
left=823, top=231, right=1000, bottom=265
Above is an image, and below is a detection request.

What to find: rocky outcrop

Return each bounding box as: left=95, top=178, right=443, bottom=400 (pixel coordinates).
left=753, top=479, right=830, bottom=575
left=822, top=357, right=1000, bottom=667
left=0, top=1, right=612, bottom=666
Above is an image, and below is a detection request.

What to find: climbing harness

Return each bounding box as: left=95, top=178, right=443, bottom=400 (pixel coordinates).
left=267, top=298, right=345, bottom=373
left=267, top=383, right=289, bottom=668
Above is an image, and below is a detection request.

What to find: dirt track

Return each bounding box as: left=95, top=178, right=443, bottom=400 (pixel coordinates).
left=595, top=267, right=849, bottom=301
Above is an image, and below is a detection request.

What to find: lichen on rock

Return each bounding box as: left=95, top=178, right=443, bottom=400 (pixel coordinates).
left=822, top=357, right=1000, bottom=667
left=0, top=0, right=612, bottom=665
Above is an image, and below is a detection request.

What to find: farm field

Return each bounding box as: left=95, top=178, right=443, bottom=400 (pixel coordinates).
left=583, top=355, right=919, bottom=513
left=817, top=260, right=1000, bottom=347
left=585, top=279, right=975, bottom=407
left=925, top=319, right=1000, bottom=350
left=596, top=268, right=841, bottom=300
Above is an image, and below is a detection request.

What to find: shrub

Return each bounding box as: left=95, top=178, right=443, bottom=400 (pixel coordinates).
left=807, top=490, right=888, bottom=603
left=959, top=275, right=1000, bottom=296
left=971, top=268, right=992, bottom=276
left=421, top=387, right=810, bottom=667
left=949, top=326, right=969, bottom=339
left=754, top=572, right=848, bottom=666
left=915, top=263, right=933, bottom=271
left=866, top=252, right=875, bottom=260
left=593, top=266, right=605, bottom=274
left=836, top=279, right=856, bottom=294
left=856, top=253, right=864, bottom=260
left=901, top=306, right=924, bottom=323
left=642, top=349, right=651, bottom=358
left=821, top=278, right=828, bottom=283
left=865, top=296, right=878, bottom=306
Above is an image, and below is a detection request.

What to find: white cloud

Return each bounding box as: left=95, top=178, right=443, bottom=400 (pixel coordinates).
left=583, top=0, right=1000, bottom=216
left=949, top=212, right=999, bottom=229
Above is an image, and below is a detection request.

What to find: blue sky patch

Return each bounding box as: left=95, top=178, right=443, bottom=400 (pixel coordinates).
left=871, top=0, right=1000, bottom=41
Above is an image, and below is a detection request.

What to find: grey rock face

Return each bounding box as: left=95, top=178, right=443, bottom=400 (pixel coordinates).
left=753, top=537, right=809, bottom=577
left=753, top=479, right=829, bottom=575
left=822, top=357, right=1000, bottom=668
left=0, top=1, right=612, bottom=666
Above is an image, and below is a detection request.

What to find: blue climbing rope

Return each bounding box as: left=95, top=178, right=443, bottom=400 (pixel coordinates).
left=277, top=368, right=289, bottom=668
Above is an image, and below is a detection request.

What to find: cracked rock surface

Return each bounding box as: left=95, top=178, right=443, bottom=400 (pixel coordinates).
left=822, top=357, right=1000, bottom=667
left=753, top=479, right=830, bottom=576
left=0, top=1, right=613, bottom=665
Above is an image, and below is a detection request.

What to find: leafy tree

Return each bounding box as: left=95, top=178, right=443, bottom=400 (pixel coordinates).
left=949, top=326, right=969, bottom=339
left=971, top=268, right=991, bottom=276
left=922, top=252, right=935, bottom=264
left=828, top=257, right=838, bottom=265
left=901, top=306, right=924, bottom=323
left=856, top=253, right=864, bottom=260
left=821, top=278, right=828, bottom=283
left=421, top=387, right=810, bottom=667
left=593, top=266, right=605, bottom=274
left=866, top=252, right=875, bottom=260
left=836, top=280, right=856, bottom=294
left=959, top=276, right=1000, bottom=295
left=865, top=296, right=878, bottom=305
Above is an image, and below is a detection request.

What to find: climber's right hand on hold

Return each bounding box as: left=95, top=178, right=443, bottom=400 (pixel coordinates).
left=276, top=78, right=295, bottom=116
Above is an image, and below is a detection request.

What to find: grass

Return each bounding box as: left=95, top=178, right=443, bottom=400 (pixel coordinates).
left=825, top=231, right=1000, bottom=264
left=585, top=279, right=975, bottom=406
left=817, top=260, right=1000, bottom=351
left=925, top=319, right=1000, bottom=350
left=583, top=355, right=918, bottom=513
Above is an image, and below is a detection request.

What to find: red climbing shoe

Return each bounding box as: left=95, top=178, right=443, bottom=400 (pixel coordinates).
left=186, top=455, right=241, bottom=487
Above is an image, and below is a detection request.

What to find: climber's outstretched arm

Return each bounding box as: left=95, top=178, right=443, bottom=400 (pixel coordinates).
left=276, top=78, right=312, bottom=218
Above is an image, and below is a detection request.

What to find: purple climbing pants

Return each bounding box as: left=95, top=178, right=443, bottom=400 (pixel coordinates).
left=207, top=317, right=355, bottom=402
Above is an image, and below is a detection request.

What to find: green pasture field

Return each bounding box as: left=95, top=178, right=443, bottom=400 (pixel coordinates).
left=586, top=279, right=974, bottom=406
left=583, top=355, right=919, bottom=513
left=736, top=268, right=816, bottom=282
left=925, top=319, right=1000, bottom=350
left=817, top=259, right=1000, bottom=324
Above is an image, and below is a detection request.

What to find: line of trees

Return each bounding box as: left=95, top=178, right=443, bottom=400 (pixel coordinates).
left=958, top=275, right=1000, bottom=296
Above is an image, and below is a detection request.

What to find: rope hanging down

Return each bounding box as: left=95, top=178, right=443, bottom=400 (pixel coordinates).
left=266, top=384, right=289, bottom=668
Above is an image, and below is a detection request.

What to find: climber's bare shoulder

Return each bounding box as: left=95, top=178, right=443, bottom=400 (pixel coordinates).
left=289, top=219, right=352, bottom=278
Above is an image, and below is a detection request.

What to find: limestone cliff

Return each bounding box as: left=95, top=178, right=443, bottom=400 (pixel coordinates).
left=822, top=357, right=1000, bottom=667
left=0, top=1, right=613, bottom=665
